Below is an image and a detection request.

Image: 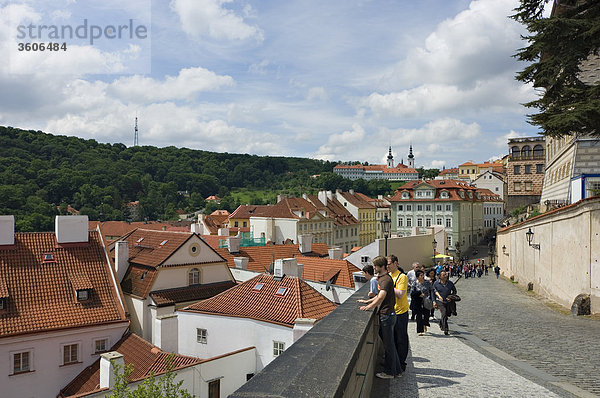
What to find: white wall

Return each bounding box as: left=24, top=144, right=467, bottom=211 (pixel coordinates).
left=0, top=323, right=127, bottom=398
left=85, top=347, right=257, bottom=398
left=163, top=235, right=224, bottom=266
left=250, top=217, right=298, bottom=244
left=178, top=312, right=292, bottom=372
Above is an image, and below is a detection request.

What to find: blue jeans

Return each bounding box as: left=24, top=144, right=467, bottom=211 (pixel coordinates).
left=379, top=313, right=401, bottom=376
left=394, top=311, right=409, bottom=370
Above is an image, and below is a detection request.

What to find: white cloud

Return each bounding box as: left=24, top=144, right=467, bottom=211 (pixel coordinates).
left=494, top=129, right=527, bottom=147
left=170, top=0, right=264, bottom=42
left=307, top=86, right=327, bottom=101
left=107, top=67, right=235, bottom=103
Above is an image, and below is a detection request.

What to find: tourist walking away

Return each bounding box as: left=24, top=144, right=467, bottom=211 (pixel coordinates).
left=425, top=268, right=437, bottom=319
left=494, top=265, right=500, bottom=279
left=411, top=270, right=432, bottom=336
left=387, top=255, right=409, bottom=373
left=406, top=262, right=419, bottom=320
left=358, top=256, right=401, bottom=378
left=362, top=264, right=378, bottom=298
left=433, top=270, right=457, bottom=335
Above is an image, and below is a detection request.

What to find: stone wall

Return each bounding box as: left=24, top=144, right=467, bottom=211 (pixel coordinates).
left=497, top=197, right=600, bottom=314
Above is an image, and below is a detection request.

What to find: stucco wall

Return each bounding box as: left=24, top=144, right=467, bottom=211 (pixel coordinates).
left=497, top=198, right=600, bottom=313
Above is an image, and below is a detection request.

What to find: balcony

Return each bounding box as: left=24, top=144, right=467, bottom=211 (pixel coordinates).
left=508, top=154, right=545, bottom=161
left=230, top=283, right=379, bottom=398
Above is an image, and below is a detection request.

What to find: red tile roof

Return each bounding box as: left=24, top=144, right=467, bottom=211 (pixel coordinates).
left=201, top=213, right=230, bottom=234
left=91, top=221, right=188, bottom=240
left=59, top=333, right=201, bottom=397
left=206, top=195, right=221, bottom=201
left=149, top=281, right=237, bottom=307
left=339, top=192, right=375, bottom=209
left=0, top=231, right=127, bottom=338
left=334, top=164, right=418, bottom=173
left=117, top=229, right=193, bottom=268
left=180, top=274, right=336, bottom=327
left=228, top=204, right=281, bottom=220
left=389, top=179, right=483, bottom=202
left=211, top=242, right=329, bottom=273
left=439, top=168, right=459, bottom=175
left=294, top=256, right=360, bottom=288
left=306, top=196, right=358, bottom=226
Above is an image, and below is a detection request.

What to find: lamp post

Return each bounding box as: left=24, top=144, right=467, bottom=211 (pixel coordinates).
left=432, top=238, right=437, bottom=266
left=525, top=227, right=540, bottom=250
left=381, top=214, right=391, bottom=256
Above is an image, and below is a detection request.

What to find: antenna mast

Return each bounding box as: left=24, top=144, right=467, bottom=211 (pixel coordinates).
left=134, top=116, right=139, bottom=146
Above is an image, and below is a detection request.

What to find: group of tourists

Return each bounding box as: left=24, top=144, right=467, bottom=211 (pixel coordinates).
left=358, top=256, right=459, bottom=379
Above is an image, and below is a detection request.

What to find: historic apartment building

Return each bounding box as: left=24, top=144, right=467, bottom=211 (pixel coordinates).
left=506, top=137, right=546, bottom=212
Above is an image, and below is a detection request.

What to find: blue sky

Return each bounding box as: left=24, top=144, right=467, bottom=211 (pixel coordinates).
left=0, top=0, right=545, bottom=169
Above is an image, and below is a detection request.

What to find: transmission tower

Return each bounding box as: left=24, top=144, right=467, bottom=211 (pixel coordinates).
left=133, top=116, right=139, bottom=146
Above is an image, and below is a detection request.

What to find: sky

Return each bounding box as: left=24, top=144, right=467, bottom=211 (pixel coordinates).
left=0, top=0, right=549, bottom=169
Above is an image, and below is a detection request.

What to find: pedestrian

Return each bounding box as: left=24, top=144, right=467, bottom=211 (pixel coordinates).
left=433, top=270, right=457, bottom=335
left=362, top=264, right=378, bottom=298
left=425, top=268, right=437, bottom=319
left=411, top=269, right=432, bottom=336
left=406, top=262, right=419, bottom=321
left=494, top=265, right=500, bottom=279
left=387, top=254, right=409, bottom=373
left=358, top=256, right=401, bottom=378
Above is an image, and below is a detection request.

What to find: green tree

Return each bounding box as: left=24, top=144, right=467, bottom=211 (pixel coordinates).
left=108, top=360, right=192, bottom=398
left=512, top=0, right=600, bottom=137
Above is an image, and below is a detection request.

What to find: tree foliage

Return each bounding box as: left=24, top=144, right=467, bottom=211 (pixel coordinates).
left=108, top=361, right=192, bottom=398
left=512, top=0, right=600, bottom=137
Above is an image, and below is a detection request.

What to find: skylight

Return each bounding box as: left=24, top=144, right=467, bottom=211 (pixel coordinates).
left=43, top=253, right=54, bottom=262
left=136, top=237, right=144, bottom=243
left=160, top=240, right=168, bottom=246
left=252, top=283, right=264, bottom=291
left=275, top=287, right=288, bottom=296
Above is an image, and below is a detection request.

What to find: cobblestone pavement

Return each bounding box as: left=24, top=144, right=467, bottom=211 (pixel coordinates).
left=450, top=268, right=600, bottom=397
left=373, top=246, right=600, bottom=397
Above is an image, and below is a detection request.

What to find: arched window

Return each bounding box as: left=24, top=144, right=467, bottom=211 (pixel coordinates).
left=533, top=144, right=544, bottom=158
left=521, top=145, right=531, bottom=157
left=511, top=146, right=520, bottom=158
left=189, top=268, right=200, bottom=285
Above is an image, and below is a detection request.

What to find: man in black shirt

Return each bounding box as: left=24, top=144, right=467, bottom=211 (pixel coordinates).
left=433, top=270, right=457, bottom=335
left=358, top=256, right=401, bottom=378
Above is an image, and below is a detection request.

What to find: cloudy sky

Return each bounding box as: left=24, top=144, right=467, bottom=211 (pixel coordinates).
left=0, top=0, right=546, bottom=168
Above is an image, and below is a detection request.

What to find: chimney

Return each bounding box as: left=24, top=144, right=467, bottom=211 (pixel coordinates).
left=115, top=241, right=129, bottom=282
left=293, top=318, right=316, bottom=342
left=274, top=258, right=304, bottom=279
left=190, top=223, right=204, bottom=234
left=326, top=190, right=333, bottom=200
left=277, top=194, right=287, bottom=203
left=378, top=195, right=383, bottom=200
left=0, top=215, right=14, bottom=246
left=298, top=234, right=313, bottom=254
left=318, top=191, right=328, bottom=206
left=328, top=247, right=343, bottom=260
left=100, top=352, right=124, bottom=390
left=233, top=257, right=249, bottom=269
left=302, top=193, right=308, bottom=200
left=349, top=189, right=354, bottom=195
left=55, top=215, right=89, bottom=244
left=218, top=227, right=230, bottom=236
left=227, top=235, right=241, bottom=253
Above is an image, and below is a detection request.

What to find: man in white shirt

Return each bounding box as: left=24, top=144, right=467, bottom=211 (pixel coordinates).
left=406, top=262, right=419, bottom=320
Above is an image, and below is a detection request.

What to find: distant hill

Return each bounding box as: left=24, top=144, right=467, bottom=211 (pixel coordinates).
left=0, top=126, right=336, bottom=231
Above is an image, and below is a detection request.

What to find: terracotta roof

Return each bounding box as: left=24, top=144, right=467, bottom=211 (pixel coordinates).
left=0, top=231, right=127, bottom=338
left=117, top=229, right=193, bottom=268
left=149, top=281, right=237, bottom=307
left=294, top=256, right=361, bottom=288
left=92, top=221, right=182, bottom=239
left=228, top=204, right=281, bottom=219
left=206, top=195, right=221, bottom=201
left=120, top=264, right=158, bottom=298
left=459, top=161, right=476, bottom=166
left=59, top=333, right=201, bottom=398
left=211, top=210, right=230, bottom=216
left=354, top=193, right=391, bottom=208
left=439, top=168, right=459, bottom=175
left=339, top=192, right=375, bottom=209
left=475, top=188, right=502, bottom=202
left=334, top=164, right=418, bottom=173
left=306, top=196, right=358, bottom=226
left=201, top=213, right=229, bottom=234
left=180, top=274, right=336, bottom=327
left=390, top=179, right=482, bottom=202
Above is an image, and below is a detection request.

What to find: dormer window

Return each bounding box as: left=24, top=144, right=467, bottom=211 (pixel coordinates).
left=0, top=297, right=6, bottom=310
left=76, top=289, right=90, bottom=301
left=401, top=192, right=409, bottom=199
left=440, top=191, right=449, bottom=199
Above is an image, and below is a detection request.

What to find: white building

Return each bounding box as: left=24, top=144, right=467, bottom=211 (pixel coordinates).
left=0, top=215, right=129, bottom=398
left=177, top=268, right=336, bottom=373
left=333, top=146, right=419, bottom=181
left=110, top=229, right=236, bottom=351
left=472, top=169, right=507, bottom=200
left=60, top=332, right=257, bottom=398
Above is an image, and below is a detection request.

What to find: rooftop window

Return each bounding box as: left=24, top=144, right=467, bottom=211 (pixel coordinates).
left=160, top=240, right=168, bottom=246
left=275, top=287, right=288, bottom=297
left=136, top=237, right=144, bottom=243
left=76, top=289, right=89, bottom=301
left=253, top=283, right=264, bottom=292
left=43, top=253, right=55, bottom=263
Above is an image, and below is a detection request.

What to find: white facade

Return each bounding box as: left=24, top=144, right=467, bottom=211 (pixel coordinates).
left=81, top=347, right=257, bottom=398
left=483, top=202, right=504, bottom=229
left=1, top=323, right=127, bottom=398
left=473, top=170, right=506, bottom=200
left=250, top=217, right=298, bottom=244
left=178, top=312, right=294, bottom=372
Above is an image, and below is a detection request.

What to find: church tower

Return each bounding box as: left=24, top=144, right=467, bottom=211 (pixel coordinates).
left=387, top=146, right=394, bottom=168
left=407, top=145, right=414, bottom=168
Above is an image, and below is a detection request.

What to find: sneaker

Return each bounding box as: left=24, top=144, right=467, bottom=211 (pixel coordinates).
left=418, top=332, right=425, bottom=336
left=376, top=372, right=395, bottom=379
left=444, top=330, right=449, bottom=335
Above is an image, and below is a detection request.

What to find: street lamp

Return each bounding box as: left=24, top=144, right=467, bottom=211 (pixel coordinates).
left=525, top=227, right=540, bottom=250
left=432, top=238, right=437, bottom=266
left=381, top=214, right=391, bottom=256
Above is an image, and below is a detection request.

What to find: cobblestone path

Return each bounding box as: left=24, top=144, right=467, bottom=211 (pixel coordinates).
left=453, top=271, right=600, bottom=396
